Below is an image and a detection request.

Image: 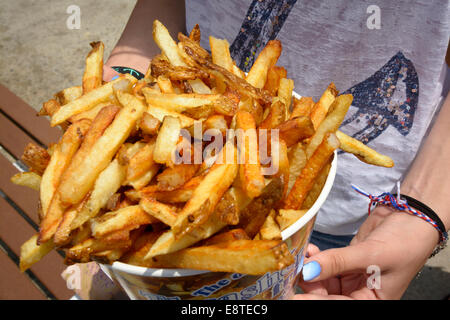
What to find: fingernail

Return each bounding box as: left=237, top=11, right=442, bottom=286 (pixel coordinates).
left=111, top=75, right=119, bottom=80
left=302, top=261, right=321, bottom=281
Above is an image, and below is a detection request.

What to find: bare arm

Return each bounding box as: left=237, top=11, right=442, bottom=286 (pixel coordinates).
left=103, top=0, right=186, bottom=81
left=401, top=90, right=450, bottom=231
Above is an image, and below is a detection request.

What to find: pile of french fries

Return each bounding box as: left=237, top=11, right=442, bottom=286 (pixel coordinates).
left=12, top=20, right=393, bottom=276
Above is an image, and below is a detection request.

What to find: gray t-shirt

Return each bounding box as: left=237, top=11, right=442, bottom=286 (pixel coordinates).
left=186, top=0, right=450, bottom=235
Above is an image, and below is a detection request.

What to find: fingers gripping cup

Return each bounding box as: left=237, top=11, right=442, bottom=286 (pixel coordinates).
left=101, top=151, right=337, bottom=300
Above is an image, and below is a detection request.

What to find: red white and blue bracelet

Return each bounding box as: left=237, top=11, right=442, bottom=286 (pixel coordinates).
left=352, top=184, right=448, bottom=257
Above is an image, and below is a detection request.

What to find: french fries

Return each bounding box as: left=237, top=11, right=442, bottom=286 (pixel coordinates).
left=82, top=41, right=104, bottom=94
left=57, top=91, right=146, bottom=205
left=50, top=75, right=137, bottom=126
left=21, top=143, right=50, bottom=175
left=10, top=172, right=42, bottom=191
left=336, top=130, right=394, bottom=167
left=15, top=20, right=393, bottom=277
left=246, top=40, right=282, bottom=89
left=235, top=111, right=265, bottom=198
left=284, top=133, right=340, bottom=210
left=153, top=116, right=181, bottom=165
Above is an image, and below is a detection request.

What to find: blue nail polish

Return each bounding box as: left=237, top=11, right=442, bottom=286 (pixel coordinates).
left=111, top=75, right=119, bottom=80
left=302, top=261, right=321, bottom=281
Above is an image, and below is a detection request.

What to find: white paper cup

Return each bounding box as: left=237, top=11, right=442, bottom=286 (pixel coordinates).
left=102, top=150, right=337, bottom=300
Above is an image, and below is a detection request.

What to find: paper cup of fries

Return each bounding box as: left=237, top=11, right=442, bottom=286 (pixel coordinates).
left=14, top=20, right=393, bottom=300
left=100, top=152, right=337, bottom=300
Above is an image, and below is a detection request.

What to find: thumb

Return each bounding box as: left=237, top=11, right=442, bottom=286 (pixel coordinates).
left=302, top=243, right=371, bottom=282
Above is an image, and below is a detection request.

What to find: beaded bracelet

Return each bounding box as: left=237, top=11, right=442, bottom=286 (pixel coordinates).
left=351, top=184, right=448, bottom=257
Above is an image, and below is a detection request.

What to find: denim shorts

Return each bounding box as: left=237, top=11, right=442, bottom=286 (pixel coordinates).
left=309, top=230, right=354, bottom=251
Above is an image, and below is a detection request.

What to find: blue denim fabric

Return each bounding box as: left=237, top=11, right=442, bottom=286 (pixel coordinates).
left=309, top=230, right=354, bottom=251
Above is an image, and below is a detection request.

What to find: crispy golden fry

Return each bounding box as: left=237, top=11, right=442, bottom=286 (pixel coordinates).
left=117, top=141, right=146, bottom=166
left=276, top=209, right=308, bottom=230
left=153, top=20, right=210, bottom=94
left=336, top=130, right=394, bottom=167
left=10, top=172, right=41, bottom=191
left=50, top=74, right=137, bottom=126
left=68, top=102, right=115, bottom=123
left=21, top=143, right=50, bottom=175
left=19, top=234, right=55, bottom=272
left=156, top=75, right=175, bottom=93
left=66, top=237, right=132, bottom=264
left=189, top=24, right=201, bottom=43
left=277, top=78, right=294, bottom=120
left=53, top=195, right=89, bottom=246
left=263, top=65, right=287, bottom=96
left=54, top=86, right=83, bottom=106
left=153, top=116, right=181, bottom=166
left=82, top=41, right=104, bottom=94
left=126, top=139, right=156, bottom=181
left=39, top=119, right=91, bottom=225
left=306, top=94, right=353, bottom=158
left=200, top=228, right=250, bottom=246
left=90, top=205, right=158, bottom=239
left=70, top=159, right=127, bottom=232
left=139, top=175, right=203, bottom=203
left=139, top=112, right=161, bottom=136
left=229, top=65, right=244, bottom=80
left=273, top=139, right=290, bottom=200
left=172, top=151, right=238, bottom=238
left=214, top=187, right=242, bottom=225
left=139, top=197, right=178, bottom=227
left=310, top=83, right=339, bottom=130
left=302, top=161, right=332, bottom=209
left=246, top=40, right=282, bottom=89
left=148, top=240, right=294, bottom=275
left=147, top=104, right=195, bottom=128
left=151, top=55, right=209, bottom=81
left=156, top=164, right=199, bottom=191
left=255, top=210, right=281, bottom=240
left=237, top=177, right=283, bottom=238
left=290, top=96, right=315, bottom=119
left=143, top=90, right=237, bottom=116
left=287, top=143, right=307, bottom=193
left=64, top=105, right=121, bottom=177
left=39, top=121, right=94, bottom=244
left=275, top=116, right=315, bottom=147
left=127, top=164, right=161, bottom=190
left=235, top=111, right=265, bottom=198
left=209, top=36, right=233, bottom=72
left=179, top=37, right=272, bottom=104
left=284, top=133, right=340, bottom=210
left=57, top=91, right=146, bottom=205
left=258, top=98, right=285, bottom=130
left=144, top=210, right=227, bottom=259
left=204, top=114, right=228, bottom=137
left=39, top=98, right=61, bottom=117
left=153, top=20, right=188, bottom=67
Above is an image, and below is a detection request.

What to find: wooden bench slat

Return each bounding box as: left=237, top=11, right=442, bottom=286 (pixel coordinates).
left=0, top=155, right=40, bottom=224
left=0, top=196, right=73, bottom=300
left=0, top=85, right=62, bottom=146
left=0, top=112, right=38, bottom=159
left=0, top=250, right=46, bottom=300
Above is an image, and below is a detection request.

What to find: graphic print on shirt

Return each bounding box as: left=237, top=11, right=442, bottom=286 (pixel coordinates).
left=230, top=2, right=419, bottom=145
left=340, top=52, right=419, bottom=143
left=230, top=0, right=298, bottom=72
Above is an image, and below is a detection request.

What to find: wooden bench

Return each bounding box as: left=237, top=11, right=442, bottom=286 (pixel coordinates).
left=0, top=84, right=74, bottom=299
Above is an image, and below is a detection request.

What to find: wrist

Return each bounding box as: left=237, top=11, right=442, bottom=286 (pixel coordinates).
left=104, top=46, right=150, bottom=77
